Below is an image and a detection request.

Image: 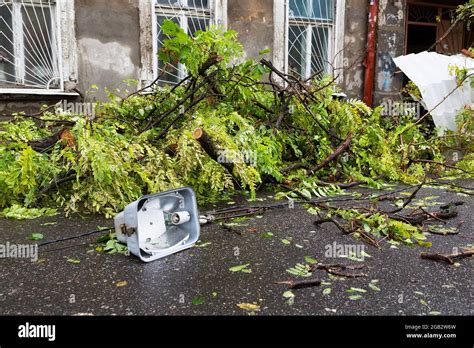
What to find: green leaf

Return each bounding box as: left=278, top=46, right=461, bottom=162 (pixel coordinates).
left=347, top=287, right=367, bottom=293
left=192, top=297, right=204, bottom=305
left=369, top=283, right=381, bottom=292
left=29, top=233, right=44, bottom=241
left=67, top=258, right=80, bottom=264
left=323, top=288, right=332, bottom=296
left=283, top=290, right=295, bottom=299
left=286, top=263, right=312, bottom=277
left=412, top=232, right=427, bottom=241
left=417, top=241, right=432, bottom=248
left=304, top=256, right=318, bottom=265
left=349, top=295, right=362, bottom=301
left=237, top=303, right=260, bottom=312
left=195, top=241, right=212, bottom=248
left=2, top=205, right=57, bottom=220
left=281, top=239, right=291, bottom=245
left=229, top=264, right=251, bottom=273
left=300, top=189, right=312, bottom=200
left=261, top=232, right=274, bottom=238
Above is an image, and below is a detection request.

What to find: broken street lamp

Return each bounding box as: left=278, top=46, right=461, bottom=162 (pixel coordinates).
left=114, top=187, right=200, bottom=262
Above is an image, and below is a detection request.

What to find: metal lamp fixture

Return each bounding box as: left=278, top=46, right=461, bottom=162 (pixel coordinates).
left=114, top=187, right=200, bottom=262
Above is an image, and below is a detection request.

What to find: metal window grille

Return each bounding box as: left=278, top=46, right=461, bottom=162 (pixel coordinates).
left=0, top=0, right=62, bottom=90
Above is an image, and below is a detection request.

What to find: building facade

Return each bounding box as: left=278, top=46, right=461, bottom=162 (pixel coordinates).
left=0, top=0, right=472, bottom=114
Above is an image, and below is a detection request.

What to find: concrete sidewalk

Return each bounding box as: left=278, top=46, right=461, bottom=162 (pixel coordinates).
left=0, top=181, right=472, bottom=316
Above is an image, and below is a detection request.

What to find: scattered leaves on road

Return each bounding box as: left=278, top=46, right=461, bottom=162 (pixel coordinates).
left=323, top=288, right=332, bottom=296
left=261, top=232, right=274, bottom=238
left=237, top=303, right=260, bottom=312
left=286, top=263, right=312, bottom=277
left=304, top=256, right=318, bottom=265
left=67, top=258, right=80, bottom=264
left=195, top=241, right=212, bottom=248
left=29, top=233, right=44, bottom=241
left=369, top=283, right=381, bottom=292
left=192, top=297, right=204, bottom=305
left=347, top=287, right=367, bottom=294
left=348, top=295, right=363, bottom=301
left=229, top=264, right=252, bottom=273
left=428, top=225, right=458, bottom=235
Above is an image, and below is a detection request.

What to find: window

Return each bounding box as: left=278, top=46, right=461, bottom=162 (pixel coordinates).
left=0, top=0, right=62, bottom=90
left=154, top=0, right=215, bottom=84
left=288, top=0, right=334, bottom=79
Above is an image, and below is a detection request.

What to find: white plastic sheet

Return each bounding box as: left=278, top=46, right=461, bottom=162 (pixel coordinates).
left=393, top=52, right=473, bottom=132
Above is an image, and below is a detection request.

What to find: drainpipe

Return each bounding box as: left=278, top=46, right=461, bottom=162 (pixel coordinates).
left=363, top=0, right=379, bottom=107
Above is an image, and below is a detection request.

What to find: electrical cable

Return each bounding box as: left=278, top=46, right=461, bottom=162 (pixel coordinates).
left=38, top=227, right=113, bottom=248
left=37, top=183, right=424, bottom=246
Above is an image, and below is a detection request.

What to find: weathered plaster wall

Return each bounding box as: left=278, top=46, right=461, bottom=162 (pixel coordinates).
left=373, top=0, right=405, bottom=105
left=228, top=0, right=274, bottom=61
left=75, top=0, right=142, bottom=100
left=0, top=92, right=81, bottom=119
left=342, top=0, right=368, bottom=100
left=342, top=0, right=406, bottom=105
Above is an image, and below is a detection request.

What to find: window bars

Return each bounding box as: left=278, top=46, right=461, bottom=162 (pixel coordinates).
left=155, top=0, right=213, bottom=84
left=288, top=0, right=334, bottom=80
left=0, top=0, right=61, bottom=90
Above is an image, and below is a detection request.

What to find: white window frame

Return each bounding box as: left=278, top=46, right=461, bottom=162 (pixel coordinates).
left=0, top=0, right=78, bottom=95
left=148, top=0, right=226, bottom=84
left=288, top=0, right=335, bottom=79
left=274, top=0, right=344, bottom=82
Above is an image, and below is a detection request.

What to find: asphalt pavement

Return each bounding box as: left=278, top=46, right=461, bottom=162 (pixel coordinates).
left=0, top=180, right=472, bottom=316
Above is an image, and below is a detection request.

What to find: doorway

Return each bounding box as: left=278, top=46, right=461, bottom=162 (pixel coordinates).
left=405, top=1, right=467, bottom=55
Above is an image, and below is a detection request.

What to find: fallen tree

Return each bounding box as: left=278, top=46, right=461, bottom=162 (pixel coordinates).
left=0, top=21, right=472, bottom=220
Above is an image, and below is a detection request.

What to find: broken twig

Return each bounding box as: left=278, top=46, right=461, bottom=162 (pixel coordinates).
left=275, top=279, right=322, bottom=289
left=421, top=248, right=474, bottom=265
left=313, top=263, right=368, bottom=278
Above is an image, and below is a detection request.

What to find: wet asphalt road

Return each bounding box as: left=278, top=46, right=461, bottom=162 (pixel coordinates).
left=0, top=181, right=472, bottom=316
